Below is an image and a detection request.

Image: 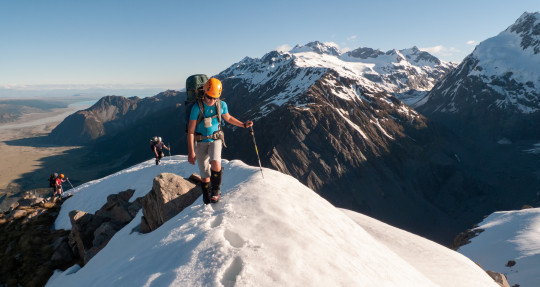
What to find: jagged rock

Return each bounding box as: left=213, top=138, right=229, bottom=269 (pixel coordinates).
left=4, top=241, right=15, bottom=255
left=68, top=233, right=79, bottom=258
left=505, top=260, right=516, bottom=267
left=92, top=221, right=117, bottom=249
left=50, top=236, right=74, bottom=263
left=188, top=173, right=203, bottom=184
left=95, top=189, right=136, bottom=225
left=0, top=196, right=76, bottom=286
left=17, top=197, right=43, bottom=208
left=8, top=202, right=19, bottom=211
left=486, top=271, right=511, bottom=287
left=84, top=246, right=103, bottom=265
left=128, top=197, right=143, bottom=218
left=69, top=210, right=109, bottom=262
left=140, top=173, right=201, bottom=233
left=86, top=207, right=136, bottom=264
left=7, top=210, right=27, bottom=220
left=22, top=208, right=46, bottom=224
left=451, top=228, right=485, bottom=250
left=67, top=190, right=142, bottom=265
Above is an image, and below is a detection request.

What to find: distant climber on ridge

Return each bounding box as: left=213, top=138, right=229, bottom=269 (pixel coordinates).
left=186, top=77, right=253, bottom=204
left=54, top=174, right=67, bottom=199
left=151, top=136, right=170, bottom=165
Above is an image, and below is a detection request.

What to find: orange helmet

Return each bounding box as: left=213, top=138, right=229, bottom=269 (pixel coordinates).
left=60, top=174, right=65, bottom=178
left=204, top=78, right=222, bottom=98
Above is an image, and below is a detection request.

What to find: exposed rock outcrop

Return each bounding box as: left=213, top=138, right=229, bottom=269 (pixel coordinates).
left=451, top=227, right=485, bottom=250
left=486, top=270, right=511, bottom=287
left=140, top=173, right=202, bottom=233
left=0, top=193, right=75, bottom=287
left=68, top=189, right=142, bottom=264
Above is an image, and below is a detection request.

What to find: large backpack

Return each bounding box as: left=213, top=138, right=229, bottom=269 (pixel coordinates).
left=150, top=140, right=157, bottom=151
left=49, top=173, right=58, bottom=187
left=185, top=74, right=209, bottom=132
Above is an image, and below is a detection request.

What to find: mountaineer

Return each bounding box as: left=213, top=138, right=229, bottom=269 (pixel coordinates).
left=186, top=77, right=253, bottom=203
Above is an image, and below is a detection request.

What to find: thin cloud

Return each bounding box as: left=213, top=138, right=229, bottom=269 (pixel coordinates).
left=420, top=45, right=459, bottom=57
left=276, top=44, right=292, bottom=52
left=466, top=40, right=479, bottom=45
left=347, top=35, right=357, bottom=41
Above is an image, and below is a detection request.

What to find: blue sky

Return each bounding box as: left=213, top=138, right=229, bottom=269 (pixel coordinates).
left=0, top=0, right=538, bottom=95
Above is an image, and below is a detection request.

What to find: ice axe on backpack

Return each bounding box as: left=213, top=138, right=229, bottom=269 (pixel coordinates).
left=249, top=126, right=264, bottom=179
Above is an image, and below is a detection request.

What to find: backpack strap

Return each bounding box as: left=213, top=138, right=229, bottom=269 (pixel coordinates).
left=216, top=99, right=222, bottom=129
left=195, top=99, right=222, bottom=128
left=195, top=99, right=205, bottom=127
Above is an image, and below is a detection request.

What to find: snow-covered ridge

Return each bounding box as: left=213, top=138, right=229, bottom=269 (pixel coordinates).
left=458, top=207, right=540, bottom=287
left=220, top=41, right=455, bottom=117
left=48, top=156, right=498, bottom=286
left=468, top=12, right=540, bottom=113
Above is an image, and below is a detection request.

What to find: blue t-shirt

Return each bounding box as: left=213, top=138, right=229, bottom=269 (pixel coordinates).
left=189, top=100, right=228, bottom=141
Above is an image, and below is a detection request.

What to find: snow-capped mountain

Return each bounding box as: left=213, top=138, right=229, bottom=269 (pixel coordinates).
left=46, top=156, right=499, bottom=286
left=217, top=41, right=475, bottom=244
left=225, top=41, right=455, bottom=108
left=419, top=12, right=540, bottom=141
left=458, top=207, right=540, bottom=287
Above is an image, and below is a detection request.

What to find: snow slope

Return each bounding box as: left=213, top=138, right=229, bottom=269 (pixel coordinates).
left=48, top=156, right=497, bottom=286
left=458, top=208, right=540, bottom=287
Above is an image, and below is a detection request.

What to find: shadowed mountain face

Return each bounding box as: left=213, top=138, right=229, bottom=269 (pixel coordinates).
left=417, top=12, right=540, bottom=232
left=48, top=91, right=184, bottom=145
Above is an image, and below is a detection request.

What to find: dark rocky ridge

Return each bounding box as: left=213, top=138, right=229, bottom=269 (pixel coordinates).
left=48, top=90, right=184, bottom=145
left=0, top=194, right=77, bottom=287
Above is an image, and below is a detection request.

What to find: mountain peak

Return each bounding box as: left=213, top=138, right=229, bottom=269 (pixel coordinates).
left=508, top=12, right=540, bottom=54
left=400, top=47, right=442, bottom=65
left=290, top=41, right=342, bottom=56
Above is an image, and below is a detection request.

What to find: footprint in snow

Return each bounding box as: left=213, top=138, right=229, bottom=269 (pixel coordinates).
left=221, top=257, right=243, bottom=287
left=211, top=214, right=224, bottom=228
left=224, top=230, right=245, bottom=248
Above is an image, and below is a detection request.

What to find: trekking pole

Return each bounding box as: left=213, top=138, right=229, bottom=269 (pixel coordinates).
left=168, top=142, right=171, bottom=161
left=66, top=178, right=74, bottom=189
left=249, top=126, right=264, bottom=179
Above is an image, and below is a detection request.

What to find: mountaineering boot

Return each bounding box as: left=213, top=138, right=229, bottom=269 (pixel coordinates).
left=201, top=182, right=211, bottom=204
left=210, top=169, right=222, bottom=203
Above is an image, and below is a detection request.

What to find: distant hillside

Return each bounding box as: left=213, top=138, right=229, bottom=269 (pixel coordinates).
left=0, top=99, right=67, bottom=123
left=48, top=91, right=184, bottom=145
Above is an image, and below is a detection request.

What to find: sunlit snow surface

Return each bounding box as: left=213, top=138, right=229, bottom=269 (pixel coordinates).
left=48, top=156, right=497, bottom=287
left=459, top=208, right=540, bottom=287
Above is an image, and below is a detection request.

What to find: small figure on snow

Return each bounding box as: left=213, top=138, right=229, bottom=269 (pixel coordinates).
left=151, top=136, right=170, bottom=165
left=54, top=174, right=67, bottom=199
